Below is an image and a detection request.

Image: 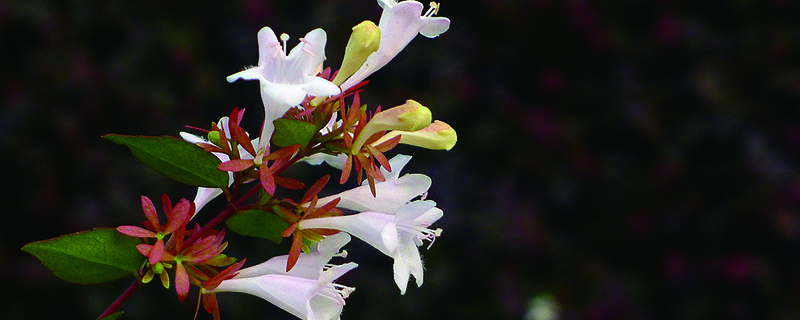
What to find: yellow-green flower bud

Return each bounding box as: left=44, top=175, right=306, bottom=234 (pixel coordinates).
left=208, top=130, right=222, bottom=147
left=373, top=120, right=457, bottom=150
left=351, top=99, right=432, bottom=153
left=332, top=20, right=381, bottom=86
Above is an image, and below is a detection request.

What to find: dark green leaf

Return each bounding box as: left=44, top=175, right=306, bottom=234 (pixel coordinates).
left=226, top=209, right=289, bottom=243
left=272, top=118, right=317, bottom=148
left=104, top=134, right=229, bottom=188
left=22, top=228, right=144, bottom=284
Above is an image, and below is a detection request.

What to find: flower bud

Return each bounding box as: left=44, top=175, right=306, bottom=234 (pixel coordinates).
left=373, top=120, right=457, bottom=150
left=208, top=130, right=222, bottom=147
left=332, top=21, right=381, bottom=86
left=351, top=100, right=432, bottom=153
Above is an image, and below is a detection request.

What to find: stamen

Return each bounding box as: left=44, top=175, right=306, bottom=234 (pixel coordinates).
left=423, top=2, right=440, bottom=17
left=280, top=33, right=290, bottom=55
left=335, top=250, right=348, bottom=259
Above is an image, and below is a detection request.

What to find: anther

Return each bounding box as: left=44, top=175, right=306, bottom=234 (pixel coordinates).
left=424, top=2, right=440, bottom=17
left=280, top=33, right=290, bottom=55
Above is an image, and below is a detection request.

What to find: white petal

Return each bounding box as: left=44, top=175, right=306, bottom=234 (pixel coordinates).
left=235, top=233, right=351, bottom=280
left=377, top=154, right=412, bottom=182
left=256, top=27, right=283, bottom=68
left=381, top=222, right=399, bottom=254
left=419, top=17, right=450, bottom=38
left=394, top=200, right=437, bottom=223
left=299, top=212, right=395, bottom=256
left=302, top=76, right=341, bottom=97
left=179, top=132, right=205, bottom=144
left=261, top=81, right=310, bottom=107
left=227, top=67, right=265, bottom=83
left=320, top=173, right=431, bottom=214
left=192, top=187, right=223, bottom=218
left=285, top=28, right=328, bottom=82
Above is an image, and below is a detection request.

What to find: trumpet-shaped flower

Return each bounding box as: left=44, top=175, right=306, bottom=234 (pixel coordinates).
left=318, top=154, right=430, bottom=213
left=236, top=233, right=352, bottom=280
left=298, top=200, right=442, bottom=294
left=228, top=27, right=340, bottom=149
left=210, top=261, right=357, bottom=320
left=340, top=0, right=450, bottom=91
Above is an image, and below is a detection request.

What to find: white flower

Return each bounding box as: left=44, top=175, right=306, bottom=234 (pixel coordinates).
left=212, top=263, right=357, bottom=320
left=211, top=234, right=356, bottom=320
left=318, top=154, right=431, bottom=213
left=228, top=27, right=340, bottom=149
left=339, top=0, right=450, bottom=91
left=299, top=200, right=442, bottom=294
left=236, top=233, right=352, bottom=279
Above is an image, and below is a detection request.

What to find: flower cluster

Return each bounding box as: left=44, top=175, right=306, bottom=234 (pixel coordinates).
left=26, top=1, right=454, bottom=320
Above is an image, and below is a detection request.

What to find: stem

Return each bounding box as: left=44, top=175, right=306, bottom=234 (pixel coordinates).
left=97, top=279, right=142, bottom=319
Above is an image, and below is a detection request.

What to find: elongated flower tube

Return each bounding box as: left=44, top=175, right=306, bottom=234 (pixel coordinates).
left=210, top=263, right=357, bottom=320
left=235, top=233, right=351, bottom=280
left=228, top=27, right=340, bottom=149
left=299, top=200, right=442, bottom=294
left=340, top=0, right=450, bottom=91
left=318, top=154, right=430, bottom=213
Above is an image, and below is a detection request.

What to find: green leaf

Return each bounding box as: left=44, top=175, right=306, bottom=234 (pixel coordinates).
left=272, top=118, right=317, bottom=148
left=22, top=228, right=144, bottom=284
left=226, top=209, right=289, bottom=243
left=100, top=311, right=124, bottom=320
left=104, top=134, right=229, bottom=188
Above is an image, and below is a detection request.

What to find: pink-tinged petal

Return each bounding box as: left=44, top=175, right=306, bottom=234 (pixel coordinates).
left=140, top=195, right=163, bottom=231
left=175, top=262, right=190, bottom=302
left=117, top=225, right=157, bottom=238
left=149, top=238, right=165, bottom=265
left=161, top=193, right=173, bottom=217
left=136, top=243, right=153, bottom=257
left=164, top=198, right=192, bottom=233
left=218, top=159, right=255, bottom=172
left=260, top=163, right=276, bottom=195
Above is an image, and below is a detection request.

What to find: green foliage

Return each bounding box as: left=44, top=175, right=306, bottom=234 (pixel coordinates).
left=104, top=134, right=229, bottom=188
left=272, top=118, right=317, bottom=148
left=22, top=228, right=143, bottom=284
left=226, top=209, right=290, bottom=244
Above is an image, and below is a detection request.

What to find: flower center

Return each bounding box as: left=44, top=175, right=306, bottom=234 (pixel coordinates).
left=423, top=2, right=440, bottom=17
left=317, top=283, right=355, bottom=305
left=398, top=222, right=442, bottom=249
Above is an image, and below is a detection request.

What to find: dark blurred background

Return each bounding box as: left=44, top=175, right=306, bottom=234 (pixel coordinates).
left=4, top=0, right=800, bottom=319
